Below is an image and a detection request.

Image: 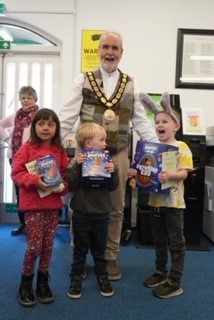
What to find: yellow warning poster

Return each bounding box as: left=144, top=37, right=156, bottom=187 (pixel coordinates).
left=81, top=30, right=106, bottom=72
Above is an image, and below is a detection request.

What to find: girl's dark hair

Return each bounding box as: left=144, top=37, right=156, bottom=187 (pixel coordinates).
left=30, top=108, right=63, bottom=147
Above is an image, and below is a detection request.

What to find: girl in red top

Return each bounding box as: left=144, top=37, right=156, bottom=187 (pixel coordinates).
left=11, top=108, right=69, bottom=307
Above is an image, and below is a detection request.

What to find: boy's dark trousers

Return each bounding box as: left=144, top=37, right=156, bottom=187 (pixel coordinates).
left=71, top=212, right=109, bottom=275
left=150, top=207, right=186, bottom=284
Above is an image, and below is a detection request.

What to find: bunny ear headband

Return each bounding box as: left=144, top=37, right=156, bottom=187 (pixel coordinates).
left=139, top=92, right=180, bottom=124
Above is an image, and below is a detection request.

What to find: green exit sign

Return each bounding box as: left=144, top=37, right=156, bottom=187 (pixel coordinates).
left=0, top=40, right=11, bottom=50
left=6, top=203, right=18, bottom=212
left=0, top=3, right=6, bottom=13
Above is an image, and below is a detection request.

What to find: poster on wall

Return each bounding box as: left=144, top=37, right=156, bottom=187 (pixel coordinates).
left=81, top=30, right=106, bottom=72
left=181, top=107, right=205, bottom=135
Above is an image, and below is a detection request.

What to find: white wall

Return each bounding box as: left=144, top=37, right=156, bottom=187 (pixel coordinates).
left=3, top=0, right=214, bottom=129
left=75, top=0, right=214, bottom=129
left=5, top=0, right=77, bottom=104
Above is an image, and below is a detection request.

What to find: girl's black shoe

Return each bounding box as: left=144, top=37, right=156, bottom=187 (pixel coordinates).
left=36, top=271, right=54, bottom=303
left=18, top=274, right=35, bottom=307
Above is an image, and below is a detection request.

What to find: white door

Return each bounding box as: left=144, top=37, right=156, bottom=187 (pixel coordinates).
left=0, top=52, right=61, bottom=203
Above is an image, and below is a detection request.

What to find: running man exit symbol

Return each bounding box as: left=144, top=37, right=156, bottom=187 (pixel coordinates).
left=0, top=40, right=11, bottom=50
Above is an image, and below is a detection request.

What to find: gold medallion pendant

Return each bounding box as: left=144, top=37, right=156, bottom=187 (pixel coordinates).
left=86, top=71, right=128, bottom=125
left=104, top=109, right=116, bottom=123
left=86, top=71, right=128, bottom=109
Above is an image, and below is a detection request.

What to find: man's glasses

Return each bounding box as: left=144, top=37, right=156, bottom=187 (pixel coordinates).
left=100, top=44, right=122, bottom=51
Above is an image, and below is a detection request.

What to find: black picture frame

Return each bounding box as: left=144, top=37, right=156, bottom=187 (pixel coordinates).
left=175, top=28, right=214, bottom=89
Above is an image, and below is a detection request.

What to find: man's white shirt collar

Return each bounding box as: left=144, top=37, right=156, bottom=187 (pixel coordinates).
left=100, top=67, right=119, bottom=79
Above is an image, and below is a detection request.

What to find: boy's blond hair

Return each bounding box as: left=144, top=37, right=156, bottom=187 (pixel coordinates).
left=75, top=122, right=105, bottom=148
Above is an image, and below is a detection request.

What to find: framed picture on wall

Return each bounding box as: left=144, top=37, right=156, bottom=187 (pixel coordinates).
left=175, top=28, right=214, bottom=89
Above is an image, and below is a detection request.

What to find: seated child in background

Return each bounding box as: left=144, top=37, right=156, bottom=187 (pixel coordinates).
left=66, top=122, right=119, bottom=299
